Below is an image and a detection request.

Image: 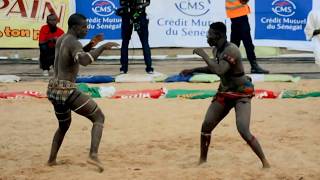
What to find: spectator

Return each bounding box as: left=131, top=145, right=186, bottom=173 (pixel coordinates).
left=38, top=14, right=64, bottom=76
left=305, top=9, right=320, bottom=66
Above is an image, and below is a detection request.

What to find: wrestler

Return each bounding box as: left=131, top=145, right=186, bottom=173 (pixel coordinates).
left=180, top=22, right=270, bottom=168
left=46, top=13, right=119, bottom=172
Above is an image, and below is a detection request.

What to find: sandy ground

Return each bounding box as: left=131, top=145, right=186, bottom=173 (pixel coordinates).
left=0, top=79, right=320, bottom=180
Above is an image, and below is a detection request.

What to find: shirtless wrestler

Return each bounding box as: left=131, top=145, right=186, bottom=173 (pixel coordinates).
left=46, top=13, right=119, bottom=172
left=180, top=22, right=270, bottom=168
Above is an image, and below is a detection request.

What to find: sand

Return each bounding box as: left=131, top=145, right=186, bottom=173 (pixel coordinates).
left=0, top=80, right=320, bottom=180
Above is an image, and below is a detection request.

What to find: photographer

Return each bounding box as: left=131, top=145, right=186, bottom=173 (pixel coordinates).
left=116, top=0, right=154, bottom=74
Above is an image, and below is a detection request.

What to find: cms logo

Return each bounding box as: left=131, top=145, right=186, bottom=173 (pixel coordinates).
left=92, top=0, right=116, bottom=17
left=174, top=0, right=212, bottom=17
left=271, top=0, right=296, bottom=17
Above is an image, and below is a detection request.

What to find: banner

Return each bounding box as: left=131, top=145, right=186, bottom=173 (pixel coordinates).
left=146, top=0, right=226, bottom=47
left=75, top=0, right=121, bottom=40
left=0, top=0, right=319, bottom=50
left=255, top=0, right=312, bottom=41
left=0, top=0, right=75, bottom=48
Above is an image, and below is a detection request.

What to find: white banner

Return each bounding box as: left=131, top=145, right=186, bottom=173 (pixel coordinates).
left=127, top=0, right=226, bottom=48
left=124, top=0, right=319, bottom=51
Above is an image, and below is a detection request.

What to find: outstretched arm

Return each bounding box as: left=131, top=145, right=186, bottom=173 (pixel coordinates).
left=180, top=66, right=212, bottom=76
left=70, top=40, right=119, bottom=66
left=83, top=34, right=104, bottom=52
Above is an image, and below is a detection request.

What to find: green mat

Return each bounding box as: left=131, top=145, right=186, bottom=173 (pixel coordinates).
left=77, top=83, right=101, bottom=98
left=280, top=90, right=320, bottom=99
left=166, top=89, right=216, bottom=99
left=264, top=75, right=301, bottom=83
left=189, top=74, right=220, bottom=83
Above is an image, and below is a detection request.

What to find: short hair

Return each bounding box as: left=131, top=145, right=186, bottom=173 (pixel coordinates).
left=47, top=13, right=56, bottom=19
left=68, top=13, right=87, bottom=28
left=209, top=22, right=227, bottom=35
left=47, top=13, right=58, bottom=22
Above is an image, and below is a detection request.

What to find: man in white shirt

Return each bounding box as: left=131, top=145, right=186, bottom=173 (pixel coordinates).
left=305, top=9, right=320, bottom=66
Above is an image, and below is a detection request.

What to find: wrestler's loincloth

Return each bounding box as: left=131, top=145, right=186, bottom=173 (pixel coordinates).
left=214, top=78, right=254, bottom=105
left=47, top=79, right=77, bottom=105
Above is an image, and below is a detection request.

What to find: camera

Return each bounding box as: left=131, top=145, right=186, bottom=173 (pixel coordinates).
left=134, top=0, right=148, bottom=5
left=116, top=7, right=131, bottom=16
left=120, top=0, right=148, bottom=6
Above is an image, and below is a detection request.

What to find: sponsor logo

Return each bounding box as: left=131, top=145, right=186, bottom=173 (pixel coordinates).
left=271, top=0, right=296, bottom=17
left=174, top=0, right=212, bottom=17
left=92, top=0, right=116, bottom=17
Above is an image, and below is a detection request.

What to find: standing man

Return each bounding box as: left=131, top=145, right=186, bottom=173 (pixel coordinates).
left=46, top=13, right=119, bottom=172
left=180, top=22, right=270, bottom=168
left=116, top=0, right=154, bottom=74
left=305, top=9, right=320, bottom=66
left=39, top=14, right=64, bottom=76
left=225, top=0, right=269, bottom=74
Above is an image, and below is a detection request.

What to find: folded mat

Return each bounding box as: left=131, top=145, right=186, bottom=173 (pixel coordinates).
left=0, top=75, right=21, bottom=83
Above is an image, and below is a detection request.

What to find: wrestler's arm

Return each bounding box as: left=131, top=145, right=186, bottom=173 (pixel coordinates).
left=192, top=66, right=212, bottom=74
left=180, top=66, right=212, bottom=76
left=70, top=40, right=119, bottom=66
left=83, top=34, right=104, bottom=52
left=82, top=42, right=95, bottom=52
left=193, top=48, right=231, bottom=75
left=70, top=40, right=106, bottom=66
left=205, top=56, right=230, bottom=75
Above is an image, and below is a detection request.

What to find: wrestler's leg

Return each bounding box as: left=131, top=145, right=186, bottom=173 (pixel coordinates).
left=48, top=104, right=72, bottom=166
left=235, top=99, right=270, bottom=168
left=199, top=100, right=232, bottom=164
left=67, top=91, right=105, bottom=172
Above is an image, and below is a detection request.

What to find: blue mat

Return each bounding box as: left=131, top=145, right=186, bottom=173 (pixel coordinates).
left=164, top=74, right=192, bottom=83
left=76, top=75, right=114, bottom=83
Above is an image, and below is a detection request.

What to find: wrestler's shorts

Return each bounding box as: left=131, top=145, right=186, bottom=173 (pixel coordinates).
left=214, top=79, right=254, bottom=105
left=47, top=78, right=77, bottom=105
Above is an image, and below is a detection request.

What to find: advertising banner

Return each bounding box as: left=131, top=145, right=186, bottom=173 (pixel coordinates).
left=0, top=0, right=75, bottom=48
left=75, top=0, right=121, bottom=40
left=255, top=0, right=312, bottom=41
left=0, top=0, right=319, bottom=50
left=146, top=0, right=226, bottom=47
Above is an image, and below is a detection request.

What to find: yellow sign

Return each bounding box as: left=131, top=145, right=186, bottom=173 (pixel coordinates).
left=0, top=0, right=74, bottom=48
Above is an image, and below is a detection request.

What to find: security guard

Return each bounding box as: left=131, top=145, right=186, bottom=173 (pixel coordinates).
left=116, top=0, right=154, bottom=74
left=226, top=0, right=269, bottom=74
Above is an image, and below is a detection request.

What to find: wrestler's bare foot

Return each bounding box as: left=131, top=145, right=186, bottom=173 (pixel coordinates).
left=198, top=158, right=207, bottom=165
left=262, top=159, right=271, bottom=168
left=47, top=160, right=57, bottom=166
left=87, top=154, right=104, bottom=173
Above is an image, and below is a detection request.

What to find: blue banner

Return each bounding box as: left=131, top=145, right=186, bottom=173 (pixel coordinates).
left=255, top=0, right=312, bottom=41
left=76, top=0, right=122, bottom=40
